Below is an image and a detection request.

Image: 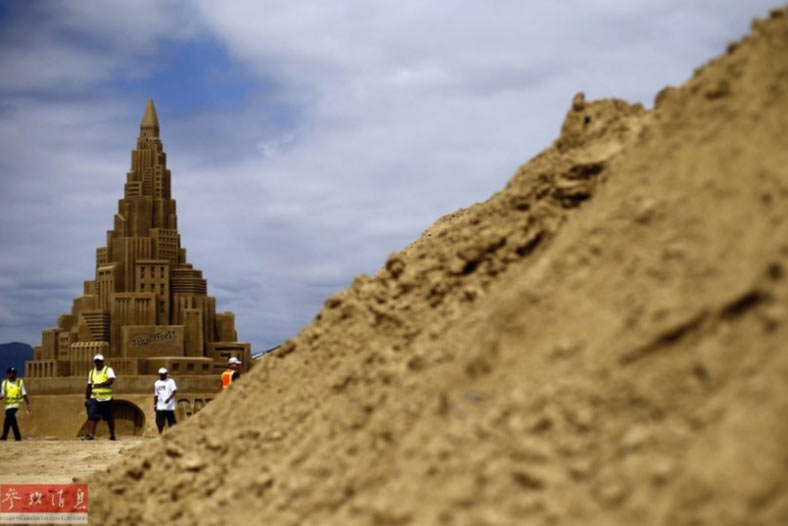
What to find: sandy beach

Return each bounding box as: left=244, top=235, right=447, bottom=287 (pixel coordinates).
left=0, top=438, right=149, bottom=484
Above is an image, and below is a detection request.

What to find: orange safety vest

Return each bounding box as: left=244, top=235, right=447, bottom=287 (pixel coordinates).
left=221, top=369, right=235, bottom=391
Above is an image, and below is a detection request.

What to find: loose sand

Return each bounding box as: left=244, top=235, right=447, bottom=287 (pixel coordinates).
left=85, top=6, right=788, bottom=526
left=0, top=439, right=148, bottom=484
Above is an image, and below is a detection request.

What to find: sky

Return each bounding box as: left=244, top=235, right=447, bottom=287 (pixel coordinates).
left=0, top=0, right=779, bottom=351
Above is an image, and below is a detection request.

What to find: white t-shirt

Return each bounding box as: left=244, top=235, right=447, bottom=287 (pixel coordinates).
left=154, top=378, right=177, bottom=411
left=0, top=379, right=27, bottom=396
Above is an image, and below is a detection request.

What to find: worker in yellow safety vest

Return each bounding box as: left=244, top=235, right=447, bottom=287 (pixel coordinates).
left=221, top=357, right=242, bottom=391
left=1, top=367, right=30, bottom=441
left=83, top=354, right=116, bottom=441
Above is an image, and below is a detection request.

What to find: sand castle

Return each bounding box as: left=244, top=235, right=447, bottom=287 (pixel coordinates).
left=22, top=100, right=251, bottom=437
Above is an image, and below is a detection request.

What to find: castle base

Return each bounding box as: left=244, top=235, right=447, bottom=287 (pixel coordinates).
left=17, top=376, right=221, bottom=438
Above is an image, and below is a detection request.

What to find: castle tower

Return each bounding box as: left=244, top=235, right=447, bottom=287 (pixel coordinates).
left=27, top=99, right=251, bottom=392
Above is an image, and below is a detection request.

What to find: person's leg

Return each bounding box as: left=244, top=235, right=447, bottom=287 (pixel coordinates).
left=87, top=419, right=96, bottom=434
left=8, top=408, right=20, bottom=440
left=166, top=411, right=176, bottom=428
left=155, top=410, right=164, bottom=434
left=1, top=409, right=11, bottom=440
left=84, top=399, right=98, bottom=439
left=105, top=401, right=115, bottom=440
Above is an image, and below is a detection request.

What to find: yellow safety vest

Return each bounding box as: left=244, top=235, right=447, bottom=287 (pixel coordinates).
left=89, top=367, right=113, bottom=401
left=3, top=379, right=24, bottom=409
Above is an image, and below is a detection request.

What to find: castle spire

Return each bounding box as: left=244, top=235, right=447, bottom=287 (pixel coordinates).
left=140, top=98, right=159, bottom=136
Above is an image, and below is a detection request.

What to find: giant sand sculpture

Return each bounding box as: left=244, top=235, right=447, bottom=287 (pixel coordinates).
left=22, top=100, right=251, bottom=437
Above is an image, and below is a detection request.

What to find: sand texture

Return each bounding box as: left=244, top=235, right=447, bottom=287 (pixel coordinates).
left=0, top=439, right=147, bottom=484
left=85, top=7, right=788, bottom=526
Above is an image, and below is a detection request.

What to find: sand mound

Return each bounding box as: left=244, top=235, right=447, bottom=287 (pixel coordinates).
left=87, top=8, right=788, bottom=525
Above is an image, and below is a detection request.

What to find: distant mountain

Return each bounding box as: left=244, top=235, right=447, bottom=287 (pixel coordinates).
left=0, top=342, right=34, bottom=375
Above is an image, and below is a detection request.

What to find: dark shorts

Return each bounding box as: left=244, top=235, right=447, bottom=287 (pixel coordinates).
left=155, top=410, right=176, bottom=428
left=87, top=398, right=113, bottom=421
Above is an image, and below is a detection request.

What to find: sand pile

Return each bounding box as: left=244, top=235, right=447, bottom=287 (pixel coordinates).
left=87, top=7, right=788, bottom=525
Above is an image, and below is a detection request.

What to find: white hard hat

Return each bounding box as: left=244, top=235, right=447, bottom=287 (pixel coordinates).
left=158, top=367, right=168, bottom=374
left=228, top=357, right=242, bottom=365
left=93, top=354, right=105, bottom=361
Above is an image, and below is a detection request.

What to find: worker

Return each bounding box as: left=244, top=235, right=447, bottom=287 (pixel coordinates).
left=153, top=367, right=177, bottom=434
left=83, top=354, right=116, bottom=441
left=221, top=357, right=242, bottom=391
left=0, top=367, right=30, bottom=441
